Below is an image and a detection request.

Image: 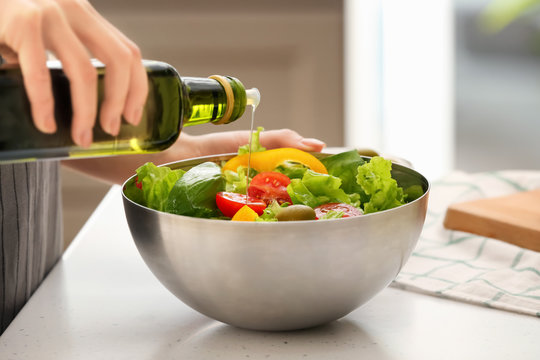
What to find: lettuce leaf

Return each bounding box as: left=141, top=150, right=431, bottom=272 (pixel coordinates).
left=256, top=201, right=283, bottom=222
left=404, top=184, right=424, bottom=202
left=223, top=166, right=250, bottom=194
left=131, top=162, right=185, bottom=211
left=287, top=179, right=320, bottom=208
left=301, top=170, right=352, bottom=204
left=321, top=150, right=368, bottom=202
left=237, top=126, right=266, bottom=155
left=287, top=170, right=359, bottom=208
left=165, top=162, right=225, bottom=218
left=356, top=156, right=405, bottom=214
left=123, top=180, right=144, bottom=206
left=274, top=160, right=310, bottom=179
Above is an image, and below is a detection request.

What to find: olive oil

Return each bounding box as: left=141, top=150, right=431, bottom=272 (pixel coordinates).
left=0, top=60, right=256, bottom=162
left=245, top=88, right=261, bottom=203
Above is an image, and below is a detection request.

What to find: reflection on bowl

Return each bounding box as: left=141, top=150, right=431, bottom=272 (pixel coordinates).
left=122, top=153, right=429, bottom=331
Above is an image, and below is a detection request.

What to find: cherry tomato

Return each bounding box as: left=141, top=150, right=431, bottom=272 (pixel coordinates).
left=135, top=176, right=143, bottom=190
left=247, top=172, right=292, bottom=205
left=216, top=192, right=266, bottom=218
left=314, top=203, right=363, bottom=219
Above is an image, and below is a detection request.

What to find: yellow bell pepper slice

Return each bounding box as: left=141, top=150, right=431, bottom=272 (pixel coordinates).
left=231, top=205, right=259, bottom=221
left=222, top=148, right=328, bottom=174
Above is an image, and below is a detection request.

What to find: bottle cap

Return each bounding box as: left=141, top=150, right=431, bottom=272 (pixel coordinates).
left=246, top=88, right=260, bottom=109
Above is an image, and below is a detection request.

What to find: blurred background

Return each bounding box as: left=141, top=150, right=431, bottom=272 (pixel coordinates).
left=63, top=0, right=540, bottom=245
left=455, top=0, right=540, bottom=173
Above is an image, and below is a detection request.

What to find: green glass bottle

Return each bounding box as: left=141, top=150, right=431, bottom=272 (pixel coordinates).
left=0, top=60, right=259, bottom=162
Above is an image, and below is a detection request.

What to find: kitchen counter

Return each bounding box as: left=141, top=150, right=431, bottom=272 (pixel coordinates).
left=0, top=186, right=538, bottom=360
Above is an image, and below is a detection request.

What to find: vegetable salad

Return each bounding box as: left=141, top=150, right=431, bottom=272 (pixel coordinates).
left=124, top=128, right=422, bottom=221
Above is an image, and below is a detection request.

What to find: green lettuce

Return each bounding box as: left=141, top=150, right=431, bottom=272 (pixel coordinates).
left=237, top=126, right=266, bottom=155
left=356, top=156, right=405, bottom=214
left=287, top=170, right=360, bottom=208
left=256, top=201, right=283, bottom=222
left=287, top=179, right=320, bottom=208
left=274, top=160, right=310, bottom=179
left=123, top=181, right=145, bottom=206
left=165, top=162, right=225, bottom=218
left=404, top=184, right=424, bottom=202
left=223, top=166, right=250, bottom=194
left=130, top=162, right=185, bottom=211
left=321, top=150, right=368, bottom=202
left=225, top=126, right=266, bottom=194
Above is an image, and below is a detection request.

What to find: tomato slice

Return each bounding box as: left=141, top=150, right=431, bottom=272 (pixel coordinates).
left=247, top=172, right=292, bottom=205
left=314, top=203, right=363, bottom=219
left=216, top=192, right=266, bottom=218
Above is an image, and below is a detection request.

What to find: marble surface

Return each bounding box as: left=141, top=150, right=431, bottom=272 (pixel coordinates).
left=0, top=186, right=538, bottom=360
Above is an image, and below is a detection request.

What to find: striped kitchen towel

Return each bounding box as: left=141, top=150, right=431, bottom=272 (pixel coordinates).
left=392, top=170, right=540, bottom=317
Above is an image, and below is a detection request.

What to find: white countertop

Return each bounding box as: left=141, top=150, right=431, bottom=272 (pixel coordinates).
left=1, top=186, right=539, bottom=360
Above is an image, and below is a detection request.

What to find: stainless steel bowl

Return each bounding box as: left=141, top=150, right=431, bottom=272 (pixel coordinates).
left=122, top=153, right=429, bottom=331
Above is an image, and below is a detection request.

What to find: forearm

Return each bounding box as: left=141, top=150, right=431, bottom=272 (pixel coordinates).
left=61, top=133, right=199, bottom=184
left=63, top=153, right=165, bottom=185
left=62, top=129, right=325, bottom=184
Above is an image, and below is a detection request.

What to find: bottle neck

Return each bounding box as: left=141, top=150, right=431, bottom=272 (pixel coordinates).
left=182, top=76, right=247, bottom=127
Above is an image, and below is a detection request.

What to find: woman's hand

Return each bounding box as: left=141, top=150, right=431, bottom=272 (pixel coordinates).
left=0, top=0, right=147, bottom=147
left=63, top=129, right=326, bottom=184
left=166, top=129, right=326, bottom=161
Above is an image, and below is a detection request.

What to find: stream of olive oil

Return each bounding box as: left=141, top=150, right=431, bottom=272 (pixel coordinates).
left=245, top=88, right=261, bottom=204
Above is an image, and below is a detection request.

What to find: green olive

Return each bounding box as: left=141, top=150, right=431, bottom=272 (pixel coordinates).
left=276, top=205, right=317, bottom=221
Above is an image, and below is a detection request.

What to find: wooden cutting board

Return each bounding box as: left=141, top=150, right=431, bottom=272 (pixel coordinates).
left=443, top=189, right=540, bottom=252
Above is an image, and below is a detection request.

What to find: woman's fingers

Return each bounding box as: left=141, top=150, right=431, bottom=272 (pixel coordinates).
left=0, top=0, right=147, bottom=144
left=260, top=129, right=326, bottom=152
left=96, top=45, right=131, bottom=136
left=60, top=0, right=147, bottom=132
left=116, top=38, right=147, bottom=126
left=40, top=0, right=97, bottom=147
left=56, top=0, right=126, bottom=136
left=83, top=3, right=148, bottom=125
left=176, top=130, right=326, bottom=160
left=0, top=44, right=20, bottom=64
left=3, top=3, right=56, bottom=134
